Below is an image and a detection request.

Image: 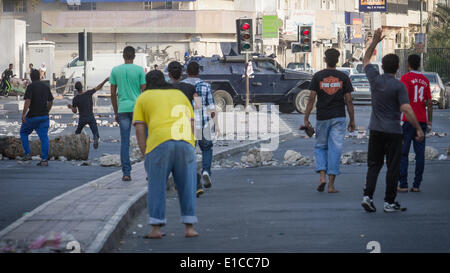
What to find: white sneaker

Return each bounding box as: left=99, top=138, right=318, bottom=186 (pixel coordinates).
left=361, top=196, right=376, bottom=212
left=383, top=201, right=406, bottom=212
left=202, top=171, right=212, bottom=188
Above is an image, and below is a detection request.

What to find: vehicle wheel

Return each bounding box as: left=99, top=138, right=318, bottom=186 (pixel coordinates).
left=213, top=90, right=233, bottom=112
left=295, top=90, right=316, bottom=114
left=279, top=103, right=295, bottom=114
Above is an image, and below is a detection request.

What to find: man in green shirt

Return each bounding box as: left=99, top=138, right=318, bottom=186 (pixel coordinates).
left=110, top=46, right=146, bottom=181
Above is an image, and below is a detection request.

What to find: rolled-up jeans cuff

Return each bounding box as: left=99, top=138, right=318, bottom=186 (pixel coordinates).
left=181, top=216, right=198, bottom=224
left=149, top=217, right=166, bottom=226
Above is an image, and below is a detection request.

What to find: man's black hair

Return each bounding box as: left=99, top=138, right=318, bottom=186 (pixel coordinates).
left=30, top=69, right=40, bottom=81
left=75, top=81, right=83, bottom=92
left=324, top=48, right=340, bottom=68
left=9, top=63, right=13, bottom=67
left=168, top=61, right=183, bottom=80
left=146, top=70, right=172, bottom=90
left=382, top=54, right=400, bottom=74
left=186, top=61, right=200, bottom=76
left=408, top=54, right=421, bottom=71
left=123, top=46, right=135, bottom=61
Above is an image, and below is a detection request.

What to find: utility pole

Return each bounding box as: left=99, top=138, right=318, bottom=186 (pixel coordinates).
left=245, top=53, right=250, bottom=112
left=420, top=0, right=424, bottom=72
left=83, top=28, right=87, bottom=90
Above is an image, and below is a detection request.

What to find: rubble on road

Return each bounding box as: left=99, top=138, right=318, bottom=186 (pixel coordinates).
left=99, top=154, right=121, bottom=167
left=283, top=150, right=313, bottom=166
left=0, top=232, right=78, bottom=253
left=425, top=146, right=439, bottom=160
left=240, top=147, right=278, bottom=167
left=438, top=154, right=448, bottom=161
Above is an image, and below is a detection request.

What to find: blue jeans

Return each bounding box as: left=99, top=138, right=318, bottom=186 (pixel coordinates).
left=145, top=140, right=197, bottom=225
left=198, top=139, right=213, bottom=175
left=118, top=112, right=133, bottom=176
left=75, top=115, right=99, bottom=138
left=399, top=122, right=427, bottom=189
left=20, top=115, right=50, bottom=160
left=314, top=117, right=346, bottom=176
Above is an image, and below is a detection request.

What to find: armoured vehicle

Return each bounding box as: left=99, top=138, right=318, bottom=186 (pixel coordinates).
left=178, top=55, right=315, bottom=113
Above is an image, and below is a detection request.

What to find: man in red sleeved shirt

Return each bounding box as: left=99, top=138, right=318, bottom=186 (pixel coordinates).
left=399, top=54, right=433, bottom=193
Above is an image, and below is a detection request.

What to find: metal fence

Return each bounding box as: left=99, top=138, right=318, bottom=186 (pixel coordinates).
left=395, top=48, right=450, bottom=82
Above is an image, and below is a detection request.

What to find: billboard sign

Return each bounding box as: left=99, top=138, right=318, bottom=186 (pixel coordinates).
left=345, top=12, right=365, bottom=44
left=359, top=0, right=387, bottom=12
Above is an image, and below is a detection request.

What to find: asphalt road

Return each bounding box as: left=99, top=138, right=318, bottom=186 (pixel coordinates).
left=114, top=143, right=450, bottom=253
left=114, top=105, right=450, bottom=253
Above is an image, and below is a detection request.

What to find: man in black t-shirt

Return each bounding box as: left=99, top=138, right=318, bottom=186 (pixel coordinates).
left=67, top=78, right=109, bottom=149
left=20, top=69, right=54, bottom=166
left=304, top=48, right=356, bottom=193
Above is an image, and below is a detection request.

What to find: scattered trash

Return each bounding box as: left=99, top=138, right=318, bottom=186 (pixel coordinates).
left=438, top=154, right=448, bottom=161
left=137, top=224, right=143, bottom=228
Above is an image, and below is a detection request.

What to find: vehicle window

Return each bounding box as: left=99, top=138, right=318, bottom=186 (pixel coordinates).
left=287, top=63, right=298, bottom=69
left=424, top=74, right=437, bottom=84
left=69, top=58, right=83, bottom=67
left=257, top=61, right=277, bottom=72
left=437, top=75, right=444, bottom=87
left=350, top=75, right=369, bottom=83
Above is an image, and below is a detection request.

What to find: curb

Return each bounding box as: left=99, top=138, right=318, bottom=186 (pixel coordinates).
left=93, top=130, right=294, bottom=253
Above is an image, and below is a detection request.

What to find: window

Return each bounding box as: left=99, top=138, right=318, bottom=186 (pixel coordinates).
left=387, top=0, right=408, bottom=14
left=320, top=0, right=336, bottom=10
left=68, top=2, right=96, bottom=11
left=408, top=0, right=427, bottom=11
left=2, top=0, right=27, bottom=13
left=69, top=58, right=84, bottom=67
left=144, top=1, right=180, bottom=10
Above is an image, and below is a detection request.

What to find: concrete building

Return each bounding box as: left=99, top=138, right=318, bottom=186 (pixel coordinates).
left=0, top=0, right=442, bottom=76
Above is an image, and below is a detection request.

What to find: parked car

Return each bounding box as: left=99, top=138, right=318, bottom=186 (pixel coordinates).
left=173, top=55, right=313, bottom=113
left=350, top=74, right=371, bottom=101
left=336, top=67, right=356, bottom=77
left=423, top=72, right=449, bottom=109
left=354, top=62, right=383, bottom=74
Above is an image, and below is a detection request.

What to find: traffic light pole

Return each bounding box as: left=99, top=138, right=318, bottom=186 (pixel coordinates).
left=245, top=52, right=250, bottom=112
left=84, top=28, right=87, bottom=91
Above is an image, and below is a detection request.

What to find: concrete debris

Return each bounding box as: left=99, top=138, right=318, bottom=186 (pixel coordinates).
left=447, top=147, right=450, bottom=156
left=99, top=154, right=121, bottom=167
left=283, top=150, right=313, bottom=166
left=240, top=147, right=277, bottom=167
left=341, top=150, right=368, bottom=165
left=438, top=154, right=448, bottom=161
left=425, top=146, right=439, bottom=160
left=58, top=156, right=67, bottom=162
left=31, top=156, right=41, bottom=161
left=409, top=153, right=416, bottom=162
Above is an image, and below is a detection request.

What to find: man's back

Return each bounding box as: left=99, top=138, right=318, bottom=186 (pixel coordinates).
left=110, top=63, right=146, bottom=113
left=365, top=65, right=410, bottom=134
left=400, top=71, right=431, bottom=123
left=25, top=81, right=53, bottom=118
left=172, top=82, right=196, bottom=106
left=133, top=89, right=195, bottom=154
left=73, top=89, right=95, bottom=117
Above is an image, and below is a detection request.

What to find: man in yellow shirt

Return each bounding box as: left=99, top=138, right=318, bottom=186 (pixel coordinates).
left=133, top=70, right=198, bottom=239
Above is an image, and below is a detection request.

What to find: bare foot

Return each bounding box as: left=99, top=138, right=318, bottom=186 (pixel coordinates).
left=317, top=182, right=326, bottom=192
left=328, top=187, right=339, bottom=193
left=144, top=226, right=163, bottom=239
left=185, top=225, right=199, bottom=238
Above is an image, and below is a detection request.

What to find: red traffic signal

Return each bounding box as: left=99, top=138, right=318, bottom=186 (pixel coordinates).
left=242, top=23, right=250, bottom=30
left=303, top=29, right=310, bottom=36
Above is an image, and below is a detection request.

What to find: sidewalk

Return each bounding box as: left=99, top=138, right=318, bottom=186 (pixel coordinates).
left=0, top=116, right=293, bottom=253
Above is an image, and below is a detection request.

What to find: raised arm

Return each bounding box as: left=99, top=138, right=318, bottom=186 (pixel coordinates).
left=94, top=77, right=109, bottom=92
left=363, top=28, right=385, bottom=69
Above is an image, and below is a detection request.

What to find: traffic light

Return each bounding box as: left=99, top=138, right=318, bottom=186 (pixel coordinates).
left=78, top=32, right=93, bottom=62
left=299, top=26, right=312, bottom=53
left=236, top=19, right=254, bottom=54
left=291, top=43, right=302, bottom=53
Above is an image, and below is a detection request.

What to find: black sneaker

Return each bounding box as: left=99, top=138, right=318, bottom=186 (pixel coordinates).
left=384, top=201, right=407, bottom=212
left=37, top=160, right=48, bottom=167
left=361, top=196, right=376, bottom=212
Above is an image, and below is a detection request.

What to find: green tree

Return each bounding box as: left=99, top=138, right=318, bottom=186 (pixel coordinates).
left=428, top=3, right=450, bottom=48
